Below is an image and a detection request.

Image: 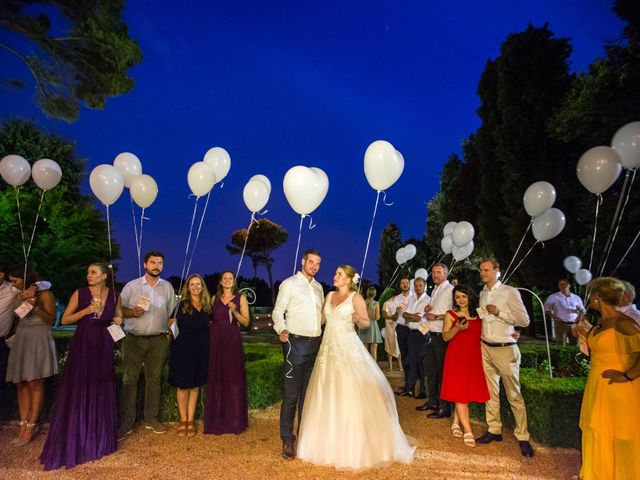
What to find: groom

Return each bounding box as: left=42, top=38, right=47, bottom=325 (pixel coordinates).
left=272, top=249, right=324, bottom=460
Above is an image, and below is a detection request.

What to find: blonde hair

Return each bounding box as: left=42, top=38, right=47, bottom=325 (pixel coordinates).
left=181, top=274, right=212, bottom=314
left=338, top=264, right=359, bottom=292
left=588, top=277, right=625, bottom=307
left=366, top=286, right=376, bottom=299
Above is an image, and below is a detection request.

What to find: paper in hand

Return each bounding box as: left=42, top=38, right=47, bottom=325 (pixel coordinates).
left=14, top=301, right=34, bottom=319
left=107, top=323, right=126, bottom=342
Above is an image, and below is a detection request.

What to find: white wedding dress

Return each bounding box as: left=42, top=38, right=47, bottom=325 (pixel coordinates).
left=297, top=292, right=415, bottom=470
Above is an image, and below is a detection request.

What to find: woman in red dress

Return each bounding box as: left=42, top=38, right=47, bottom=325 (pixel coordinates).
left=441, top=285, right=490, bottom=447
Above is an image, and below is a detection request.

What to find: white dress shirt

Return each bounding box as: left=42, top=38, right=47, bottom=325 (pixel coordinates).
left=405, top=292, right=431, bottom=330
left=384, top=292, right=414, bottom=326
left=480, top=281, right=530, bottom=343
left=618, top=304, right=640, bottom=327
left=544, top=291, right=585, bottom=323
left=425, top=280, right=454, bottom=333
left=272, top=271, right=323, bottom=337
left=121, top=276, right=177, bottom=335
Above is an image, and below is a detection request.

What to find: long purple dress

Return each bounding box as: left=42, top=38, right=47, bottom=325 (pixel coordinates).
left=204, top=295, right=248, bottom=434
left=40, top=287, right=119, bottom=470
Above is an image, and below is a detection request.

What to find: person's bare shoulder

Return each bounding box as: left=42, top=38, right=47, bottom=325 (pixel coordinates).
left=615, top=317, right=640, bottom=336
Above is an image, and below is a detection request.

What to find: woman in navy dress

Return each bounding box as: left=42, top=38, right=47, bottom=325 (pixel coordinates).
left=40, top=262, right=122, bottom=469
left=168, top=273, right=211, bottom=437
left=204, top=270, right=250, bottom=434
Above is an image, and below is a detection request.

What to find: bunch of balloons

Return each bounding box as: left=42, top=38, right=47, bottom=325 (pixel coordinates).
left=1, top=154, right=62, bottom=191
left=396, top=244, right=416, bottom=265
left=563, top=256, right=592, bottom=286
left=441, top=221, right=475, bottom=261
left=523, top=181, right=566, bottom=242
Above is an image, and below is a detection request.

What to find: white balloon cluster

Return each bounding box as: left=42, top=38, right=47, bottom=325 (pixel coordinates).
left=1, top=154, right=62, bottom=191
left=396, top=244, right=416, bottom=265
left=563, top=256, right=592, bottom=286
left=441, top=221, right=475, bottom=261
left=522, top=181, right=565, bottom=242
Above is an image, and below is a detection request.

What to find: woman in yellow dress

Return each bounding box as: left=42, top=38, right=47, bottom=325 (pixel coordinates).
left=578, top=277, right=640, bottom=480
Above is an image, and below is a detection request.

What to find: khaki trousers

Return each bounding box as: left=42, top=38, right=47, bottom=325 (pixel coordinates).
left=555, top=321, right=577, bottom=346
left=481, top=343, right=530, bottom=441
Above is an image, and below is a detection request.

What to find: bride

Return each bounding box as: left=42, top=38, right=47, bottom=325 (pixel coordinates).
left=297, top=265, right=415, bottom=470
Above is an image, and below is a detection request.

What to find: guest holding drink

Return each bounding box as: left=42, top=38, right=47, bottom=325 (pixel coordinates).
left=358, top=286, right=383, bottom=360
left=168, top=274, right=211, bottom=437
left=204, top=270, right=250, bottom=434
left=440, top=285, right=490, bottom=447
left=6, top=267, right=57, bottom=447
left=40, top=262, right=122, bottom=469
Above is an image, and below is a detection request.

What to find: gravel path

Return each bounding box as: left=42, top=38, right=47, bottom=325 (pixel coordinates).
left=1, top=369, right=580, bottom=479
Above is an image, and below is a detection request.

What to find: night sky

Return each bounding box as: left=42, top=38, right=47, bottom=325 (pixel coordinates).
left=0, top=1, right=624, bottom=289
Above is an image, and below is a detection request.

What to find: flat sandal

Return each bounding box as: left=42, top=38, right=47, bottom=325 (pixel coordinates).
left=177, top=421, right=187, bottom=437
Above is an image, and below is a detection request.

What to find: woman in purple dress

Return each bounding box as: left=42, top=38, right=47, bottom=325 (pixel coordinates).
left=40, top=262, right=122, bottom=470
left=204, top=270, right=250, bottom=434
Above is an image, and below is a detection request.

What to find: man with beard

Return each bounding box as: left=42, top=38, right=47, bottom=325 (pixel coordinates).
left=118, top=251, right=177, bottom=438
left=272, top=249, right=324, bottom=460
left=383, top=277, right=414, bottom=394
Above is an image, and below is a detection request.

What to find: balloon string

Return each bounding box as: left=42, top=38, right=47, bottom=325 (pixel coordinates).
left=587, top=195, right=602, bottom=272
left=177, top=197, right=200, bottom=305
left=307, top=215, right=316, bottom=229
left=130, top=193, right=141, bottom=278
left=425, top=251, right=445, bottom=276
left=25, top=189, right=45, bottom=261
left=381, top=190, right=394, bottom=206
left=137, top=207, right=146, bottom=278
left=14, top=187, right=28, bottom=284
left=105, top=205, right=118, bottom=313
left=449, top=258, right=457, bottom=273
left=292, top=215, right=305, bottom=276
left=503, top=219, right=532, bottom=280
left=504, top=241, right=540, bottom=284
left=380, top=264, right=402, bottom=298
left=359, top=191, right=381, bottom=293
left=600, top=169, right=636, bottom=275
left=185, top=190, right=212, bottom=283
left=610, top=218, right=640, bottom=276
left=235, top=213, right=256, bottom=282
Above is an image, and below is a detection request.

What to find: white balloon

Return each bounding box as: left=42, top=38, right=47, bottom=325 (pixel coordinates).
left=203, top=147, right=231, bottom=183
left=563, top=256, right=582, bottom=274
left=187, top=162, right=216, bottom=197
left=452, top=241, right=474, bottom=261
left=523, top=181, right=556, bottom=217
left=442, top=221, right=457, bottom=236
left=243, top=178, right=270, bottom=213
left=414, top=268, right=428, bottom=280
left=611, top=121, right=640, bottom=170
left=283, top=166, right=329, bottom=215
left=31, top=158, right=62, bottom=190
left=404, top=244, right=417, bottom=261
left=396, top=247, right=408, bottom=265
left=0, top=154, right=31, bottom=186
left=363, top=140, right=404, bottom=191
left=441, top=235, right=453, bottom=255
left=113, top=152, right=142, bottom=188
left=130, top=174, right=158, bottom=208
left=576, top=146, right=622, bottom=194
left=89, top=164, right=124, bottom=206
left=532, top=208, right=566, bottom=242
left=452, top=221, right=475, bottom=247
left=249, top=174, right=271, bottom=193
left=575, top=269, right=592, bottom=286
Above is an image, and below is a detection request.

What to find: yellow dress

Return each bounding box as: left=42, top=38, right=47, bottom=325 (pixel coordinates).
left=579, top=328, right=640, bottom=479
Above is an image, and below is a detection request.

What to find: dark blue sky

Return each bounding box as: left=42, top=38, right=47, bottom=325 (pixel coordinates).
left=0, top=1, right=624, bottom=288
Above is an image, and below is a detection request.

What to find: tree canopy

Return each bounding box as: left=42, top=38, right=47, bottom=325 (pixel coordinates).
left=0, top=0, right=142, bottom=122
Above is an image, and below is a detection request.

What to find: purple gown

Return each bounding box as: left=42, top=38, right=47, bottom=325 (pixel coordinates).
left=204, top=295, right=248, bottom=434
left=40, top=287, right=119, bottom=470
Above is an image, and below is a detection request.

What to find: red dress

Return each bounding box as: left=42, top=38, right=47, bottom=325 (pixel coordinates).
left=440, top=310, right=490, bottom=403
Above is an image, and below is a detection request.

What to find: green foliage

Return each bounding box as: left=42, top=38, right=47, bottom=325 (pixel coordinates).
left=0, top=120, right=119, bottom=300
left=377, top=222, right=402, bottom=287
left=0, top=0, right=143, bottom=122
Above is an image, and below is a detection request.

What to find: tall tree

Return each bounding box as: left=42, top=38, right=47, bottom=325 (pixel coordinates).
left=377, top=222, right=402, bottom=288
left=226, top=219, right=288, bottom=305
left=0, top=0, right=142, bottom=122
left=0, top=119, right=119, bottom=300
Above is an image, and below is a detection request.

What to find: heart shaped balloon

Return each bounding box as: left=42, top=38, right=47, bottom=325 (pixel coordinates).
left=283, top=166, right=329, bottom=215
left=363, top=140, right=404, bottom=191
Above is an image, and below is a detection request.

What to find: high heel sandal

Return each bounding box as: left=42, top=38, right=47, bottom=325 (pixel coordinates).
left=186, top=421, right=196, bottom=437
left=10, top=420, right=27, bottom=446
left=177, top=421, right=187, bottom=437
left=463, top=432, right=476, bottom=447
left=450, top=423, right=463, bottom=438
left=12, top=422, right=39, bottom=447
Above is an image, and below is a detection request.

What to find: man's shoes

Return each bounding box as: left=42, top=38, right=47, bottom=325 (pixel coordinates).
left=118, top=426, right=133, bottom=441
left=414, top=392, right=427, bottom=399
left=476, top=432, right=503, bottom=444
left=397, top=391, right=413, bottom=397
left=519, top=440, right=534, bottom=457
left=144, top=419, right=167, bottom=434
left=427, top=409, right=451, bottom=419
left=282, top=438, right=296, bottom=460
left=415, top=403, right=438, bottom=411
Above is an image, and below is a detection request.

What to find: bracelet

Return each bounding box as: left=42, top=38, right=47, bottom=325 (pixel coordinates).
left=623, top=372, right=634, bottom=381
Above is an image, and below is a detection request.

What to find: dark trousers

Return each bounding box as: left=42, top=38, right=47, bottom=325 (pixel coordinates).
left=406, top=329, right=429, bottom=394
left=396, top=324, right=410, bottom=388
left=425, top=333, right=450, bottom=412
left=279, top=335, right=321, bottom=442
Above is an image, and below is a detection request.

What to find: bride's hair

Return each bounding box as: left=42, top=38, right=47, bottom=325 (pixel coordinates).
left=338, top=264, right=359, bottom=292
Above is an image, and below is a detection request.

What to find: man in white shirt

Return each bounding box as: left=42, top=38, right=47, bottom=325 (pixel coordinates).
left=383, top=278, right=413, bottom=392
left=476, top=258, right=534, bottom=458
left=619, top=281, right=640, bottom=327
left=418, top=264, right=454, bottom=418
left=399, top=277, right=431, bottom=397
left=544, top=278, right=585, bottom=346
left=272, top=250, right=324, bottom=461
